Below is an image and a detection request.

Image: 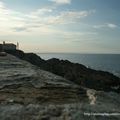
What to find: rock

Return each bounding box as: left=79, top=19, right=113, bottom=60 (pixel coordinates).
left=0, top=54, right=86, bottom=105
left=0, top=54, right=120, bottom=119
left=6, top=50, right=120, bottom=93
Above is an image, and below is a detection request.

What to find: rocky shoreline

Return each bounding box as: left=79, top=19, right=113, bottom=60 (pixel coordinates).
left=0, top=51, right=120, bottom=120
left=6, top=50, right=120, bottom=93
left=0, top=53, right=120, bottom=119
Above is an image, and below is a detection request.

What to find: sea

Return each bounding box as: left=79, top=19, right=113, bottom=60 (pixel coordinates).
left=37, top=53, right=120, bottom=77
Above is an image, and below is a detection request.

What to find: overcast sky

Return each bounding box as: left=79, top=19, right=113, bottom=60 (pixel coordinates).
left=0, top=0, right=120, bottom=53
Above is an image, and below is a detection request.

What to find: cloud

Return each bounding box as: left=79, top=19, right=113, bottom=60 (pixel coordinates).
left=93, top=23, right=118, bottom=29
left=0, top=1, right=95, bottom=36
left=49, top=0, right=71, bottom=5
left=13, top=27, right=28, bottom=32
left=58, top=31, right=98, bottom=42
left=43, top=10, right=95, bottom=25
left=31, top=8, right=53, bottom=16
left=107, top=23, right=117, bottom=28
left=0, top=2, right=27, bottom=35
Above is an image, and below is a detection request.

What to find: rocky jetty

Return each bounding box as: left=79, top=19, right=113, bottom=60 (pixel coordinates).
left=6, top=50, right=120, bottom=93
left=0, top=54, right=120, bottom=120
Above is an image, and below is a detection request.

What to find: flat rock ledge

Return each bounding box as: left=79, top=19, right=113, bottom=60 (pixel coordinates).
left=0, top=54, right=120, bottom=120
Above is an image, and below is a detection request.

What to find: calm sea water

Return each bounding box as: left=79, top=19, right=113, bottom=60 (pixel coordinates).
left=37, top=53, right=120, bottom=77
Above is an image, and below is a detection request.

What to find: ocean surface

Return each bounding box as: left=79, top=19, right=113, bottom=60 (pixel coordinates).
left=37, top=53, right=120, bottom=77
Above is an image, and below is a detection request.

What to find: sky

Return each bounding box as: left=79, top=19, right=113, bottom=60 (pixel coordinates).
left=0, top=0, right=120, bottom=53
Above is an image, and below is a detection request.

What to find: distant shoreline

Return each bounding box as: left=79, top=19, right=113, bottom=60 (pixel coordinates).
left=36, top=52, right=120, bottom=55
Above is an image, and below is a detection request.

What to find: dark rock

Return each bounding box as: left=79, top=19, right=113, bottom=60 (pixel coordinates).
left=6, top=50, right=120, bottom=93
